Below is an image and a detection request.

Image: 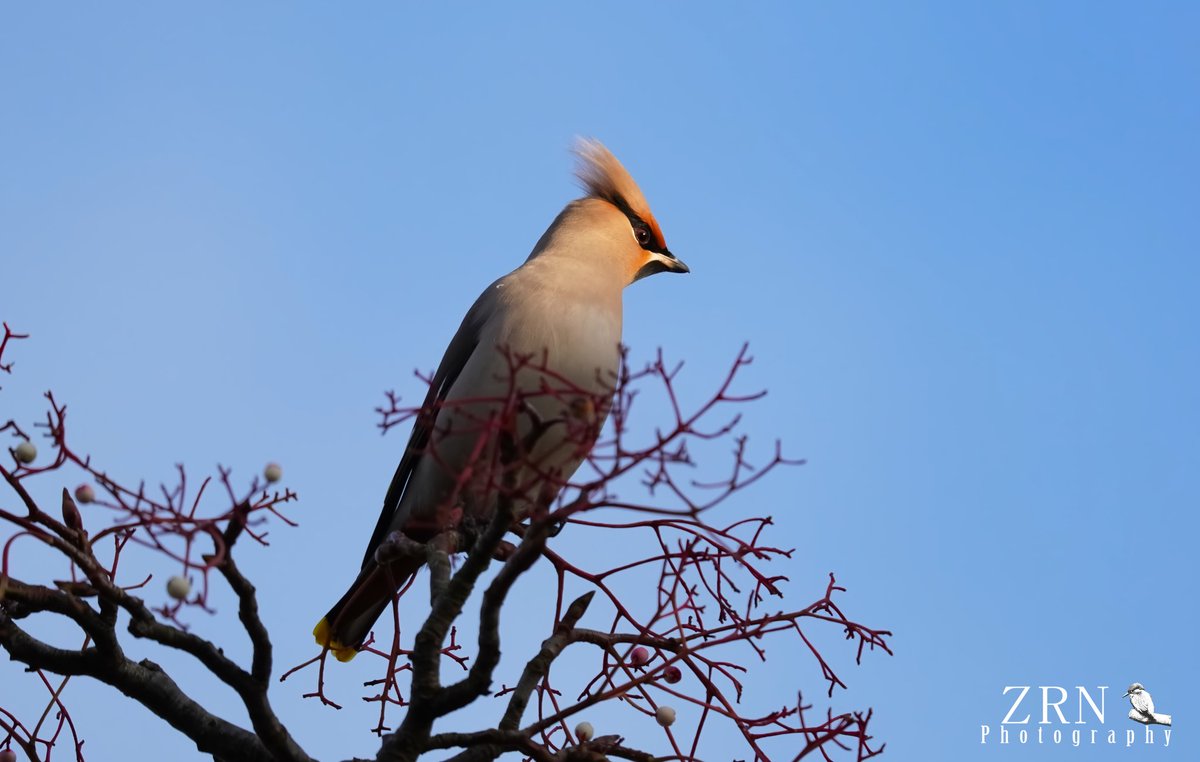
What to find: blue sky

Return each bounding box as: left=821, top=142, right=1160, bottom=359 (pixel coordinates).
left=2, top=3, right=1197, bottom=760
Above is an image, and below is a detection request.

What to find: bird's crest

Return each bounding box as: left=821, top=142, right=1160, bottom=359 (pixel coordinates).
left=574, top=138, right=666, bottom=249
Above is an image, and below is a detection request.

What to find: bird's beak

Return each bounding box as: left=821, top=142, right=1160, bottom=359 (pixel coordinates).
left=1123, top=691, right=1131, bottom=698
left=653, top=249, right=689, bottom=274
left=633, top=250, right=690, bottom=282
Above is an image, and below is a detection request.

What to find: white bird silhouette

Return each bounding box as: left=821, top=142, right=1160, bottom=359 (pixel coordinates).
left=1124, top=683, right=1154, bottom=717
left=1124, top=683, right=1171, bottom=726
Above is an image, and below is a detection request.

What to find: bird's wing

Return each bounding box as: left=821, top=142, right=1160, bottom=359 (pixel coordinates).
left=359, top=284, right=498, bottom=568
left=1135, top=693, right=1155, bottom=715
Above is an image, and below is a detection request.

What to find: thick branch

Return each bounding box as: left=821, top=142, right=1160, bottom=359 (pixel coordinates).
left=438, top=513, right=558, bottom=715
left=377, top=492, right=519, bottom=762
left=215, top=554, right=312, bottom=761
left=1128, top=709, right=1172, bottom=726
left=0, top=611, right=276, bottom=762
left=499, top=590, right=595, bottom=731
left=3, top=488, right=312, bottom=762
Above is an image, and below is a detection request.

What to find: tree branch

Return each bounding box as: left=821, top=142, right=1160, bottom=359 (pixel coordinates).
left=0, top=610, right=277, bottom=762
left=499, top=591, right=595, bottom=731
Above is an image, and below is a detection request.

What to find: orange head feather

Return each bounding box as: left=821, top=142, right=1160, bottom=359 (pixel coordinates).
left=573, top=138, right=667, bottom=252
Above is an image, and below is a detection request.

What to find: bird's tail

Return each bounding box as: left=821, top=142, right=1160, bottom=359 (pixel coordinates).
left=313, top=558, right=423, bottom=662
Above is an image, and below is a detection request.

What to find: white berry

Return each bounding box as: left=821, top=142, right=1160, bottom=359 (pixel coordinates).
left=14, top=441, right=36, bottom=464
left=656, top=705, right=676, bottom=727
left=264, top=462, right=283, bottom=483
left=574, top=721, right=594, bottom=742
left=75, top=484, right=96, bottom=504
left=166, top=575, right=191, bottom=601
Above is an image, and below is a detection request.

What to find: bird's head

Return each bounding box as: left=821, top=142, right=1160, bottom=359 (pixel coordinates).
left=1123, top=683, right=1145, bottom=698
left=530, top=139, right=688, bottom=287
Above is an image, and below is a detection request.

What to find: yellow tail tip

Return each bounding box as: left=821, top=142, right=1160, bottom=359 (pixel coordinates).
left=312, top=617, right=359, bottom=663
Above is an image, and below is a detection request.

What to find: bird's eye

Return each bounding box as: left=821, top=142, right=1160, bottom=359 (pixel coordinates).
left=634, top=226, right=651, bottom=246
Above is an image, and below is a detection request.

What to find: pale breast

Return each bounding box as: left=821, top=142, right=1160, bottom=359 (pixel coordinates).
left=401, top=283, right=621, bottom=527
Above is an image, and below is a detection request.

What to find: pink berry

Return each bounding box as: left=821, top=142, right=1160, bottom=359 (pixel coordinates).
left=629, top=646, right=650, bottom=667
left=0, top=748, right=17, bottom=762
left=662, top=665, right=682, bottom=684
left=75, top=484, right=96, bottom=504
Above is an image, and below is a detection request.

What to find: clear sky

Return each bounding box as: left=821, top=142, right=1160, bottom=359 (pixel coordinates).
left=2, top=3, right=1197, bottom=761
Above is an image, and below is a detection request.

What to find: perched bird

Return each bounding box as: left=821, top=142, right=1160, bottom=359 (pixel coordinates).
left=1122, top=682, right=1173, bottom=726
left=314, top=140, right=689, bottom=661
left=1124, top=683, right=1154, bottom=718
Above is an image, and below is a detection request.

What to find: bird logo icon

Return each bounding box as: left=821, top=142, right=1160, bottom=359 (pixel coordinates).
left=1124, top=683, right=1172, bottom=726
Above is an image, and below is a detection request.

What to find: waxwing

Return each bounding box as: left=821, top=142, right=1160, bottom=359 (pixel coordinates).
left=314, top=140, right=689, bottom=660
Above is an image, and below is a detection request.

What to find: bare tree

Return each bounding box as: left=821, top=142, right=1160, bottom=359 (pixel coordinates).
left=0, top=321, right=890, bottom=762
